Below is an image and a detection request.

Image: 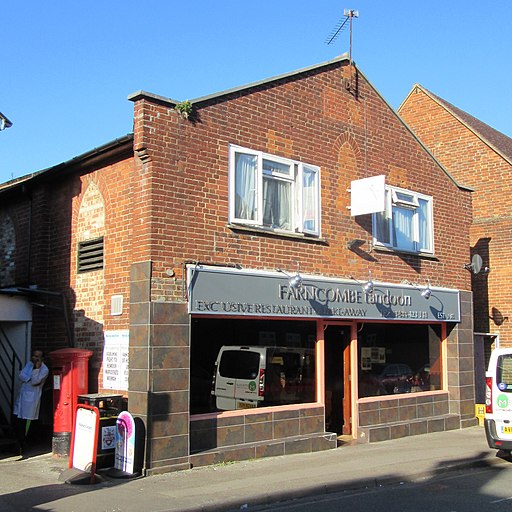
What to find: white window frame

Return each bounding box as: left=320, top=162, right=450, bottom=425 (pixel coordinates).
left=372, top=185, right=434, bottom=254
left=229, top=145, right=321, bottom=236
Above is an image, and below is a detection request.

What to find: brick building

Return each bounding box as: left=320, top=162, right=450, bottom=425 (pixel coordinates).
left=0, top=55, right=476, bottom=474
left=399, top=85, right=512, bottom=401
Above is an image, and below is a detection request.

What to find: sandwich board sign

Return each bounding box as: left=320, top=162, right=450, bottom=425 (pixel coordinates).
left=114, top=410, right=136, bottom=475
left=67, top=404, right=100, bottom=484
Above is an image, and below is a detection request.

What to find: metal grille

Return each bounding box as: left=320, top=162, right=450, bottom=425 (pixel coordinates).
left=111, top=294, right=123, bottom=315
left=77, top=237, right=104, bottom=273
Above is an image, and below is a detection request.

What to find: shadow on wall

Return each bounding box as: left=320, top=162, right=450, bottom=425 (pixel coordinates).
left=471, top=238, right=491, bottom=333
left=66, top=309, right=105, bottom=393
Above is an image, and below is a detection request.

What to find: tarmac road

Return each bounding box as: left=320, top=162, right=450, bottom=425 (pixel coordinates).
left=0, top=425, right=506, bottom=512
left=248, top=464, right=512, bottom=512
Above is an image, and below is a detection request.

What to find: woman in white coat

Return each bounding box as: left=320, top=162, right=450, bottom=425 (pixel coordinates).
left=13, top=349, right=49, bottom=452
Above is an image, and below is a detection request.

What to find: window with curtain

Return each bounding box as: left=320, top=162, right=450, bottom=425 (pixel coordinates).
left=373, top=186, right=433, bottom=254
left=229, top=145, right=320, bottom=236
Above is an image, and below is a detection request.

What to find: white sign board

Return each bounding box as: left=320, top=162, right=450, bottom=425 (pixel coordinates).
left=350, top=174, right=386, bottom=216
left=103, top=330, right=129, bottom=390
left=72, top=407, right=98, bottom=472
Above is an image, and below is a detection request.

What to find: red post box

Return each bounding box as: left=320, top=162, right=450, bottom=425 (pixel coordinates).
left=48, top=348, right=93, bottom=457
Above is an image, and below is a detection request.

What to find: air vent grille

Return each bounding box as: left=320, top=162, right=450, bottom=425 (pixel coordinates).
left=78, top=237, right=104, bottom=273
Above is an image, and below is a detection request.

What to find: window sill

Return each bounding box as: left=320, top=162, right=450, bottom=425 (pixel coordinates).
left=372, top=245, right=439, bottom=260
left=227, top=224, right=329, bottom=245
left=191, top=402, right=322, bottom=421
left=357, top=389, right=448, bottom=403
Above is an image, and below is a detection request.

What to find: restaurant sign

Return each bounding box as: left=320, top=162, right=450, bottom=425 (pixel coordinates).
left=187, top=266, right=460, bottom=322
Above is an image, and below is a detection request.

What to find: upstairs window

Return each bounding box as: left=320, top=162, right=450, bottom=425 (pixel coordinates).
left=229, top=145, right=320, bottom=236
left=373, top=186, right=433, bottom=254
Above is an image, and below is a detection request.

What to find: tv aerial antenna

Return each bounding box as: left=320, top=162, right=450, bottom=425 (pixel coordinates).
left=325, top=9, right=359, bottom=66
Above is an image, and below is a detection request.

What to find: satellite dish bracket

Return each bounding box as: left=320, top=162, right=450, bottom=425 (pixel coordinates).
left=463, top=254, right=490, bottom=274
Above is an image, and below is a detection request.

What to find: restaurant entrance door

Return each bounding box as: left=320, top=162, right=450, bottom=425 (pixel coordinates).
left=324, top=325, right=351, bottom=435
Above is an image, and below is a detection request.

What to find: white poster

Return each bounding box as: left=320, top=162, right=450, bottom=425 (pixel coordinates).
left=103, top=330, right=129, bottom=390
left=101, top=425, right=117, bottom=450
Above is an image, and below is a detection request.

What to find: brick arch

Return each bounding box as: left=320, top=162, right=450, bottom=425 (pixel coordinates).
left=333, top=132, right=362, bottom=214
left=324, top=132, right=369, bottom=271
left=73, top=181, right=106, bottom=353
left=0, top=212, right=16, bottom=286
left=333, top=132, right=362, bottom=163
left=76, top=181, right=106, bottom=239
left=73, top=174, right=112, bottom=226
left=85, top=173, right=112, bottom=217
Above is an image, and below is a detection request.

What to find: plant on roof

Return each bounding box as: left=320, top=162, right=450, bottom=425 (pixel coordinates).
left=175, top=100, right=193, bottom=120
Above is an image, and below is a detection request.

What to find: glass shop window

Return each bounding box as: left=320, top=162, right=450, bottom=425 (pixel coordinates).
left=190, top=317, right=317, bottom=415
left=357, top=323, right=442, bottom=398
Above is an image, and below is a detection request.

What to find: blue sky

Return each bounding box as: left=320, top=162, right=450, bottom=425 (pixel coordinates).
left=1, top=1, right=511, bottom=184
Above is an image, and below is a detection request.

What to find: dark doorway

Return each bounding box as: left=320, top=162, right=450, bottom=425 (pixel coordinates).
left=324, top=325, right=351, bottom=435
left=474, top=333, right=496, bottom=403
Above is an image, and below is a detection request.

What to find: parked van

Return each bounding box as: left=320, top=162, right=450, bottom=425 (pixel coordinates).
left=212, top=345, right=315, bottom=410
left=484, top=347, right=512, bottom=452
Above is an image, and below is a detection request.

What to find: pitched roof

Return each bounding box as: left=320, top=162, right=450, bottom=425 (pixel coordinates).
left=128, top=54, right=352, bottom=106
left=402, top=85, right=512, bottom=165
left=0, top=134, right=133, bottom=195
left=129, top=57, right=469, bottom=192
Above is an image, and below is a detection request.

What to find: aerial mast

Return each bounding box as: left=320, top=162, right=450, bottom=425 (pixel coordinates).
left=345, top=8, right=359, bottom=68
left=325, top=8, right=359, bottom=92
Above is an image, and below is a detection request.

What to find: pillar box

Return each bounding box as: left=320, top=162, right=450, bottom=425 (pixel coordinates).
left=48, top=348, right=93, bottom=457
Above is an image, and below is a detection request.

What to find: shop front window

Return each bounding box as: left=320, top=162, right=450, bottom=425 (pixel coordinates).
left=190, top=318, right=316, bottom=415
left=357, top=323, right=442, bottom=398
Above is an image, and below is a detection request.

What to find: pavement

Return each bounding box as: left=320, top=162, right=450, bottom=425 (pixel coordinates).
left=0, top=425, right=508, bottom=512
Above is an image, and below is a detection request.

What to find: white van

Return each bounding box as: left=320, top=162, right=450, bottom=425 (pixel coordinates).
left=484, top=347, right=512, bottom=452
left=211, top=345, right=315, bottom=411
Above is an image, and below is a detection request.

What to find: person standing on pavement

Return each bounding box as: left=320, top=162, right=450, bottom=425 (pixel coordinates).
left=13, top=349, right=49, bottom=452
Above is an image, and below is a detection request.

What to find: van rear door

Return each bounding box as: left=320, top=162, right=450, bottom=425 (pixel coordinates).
left=488, top=351, right=512, bottom=438
left=215, top=347, right=262, bottom=410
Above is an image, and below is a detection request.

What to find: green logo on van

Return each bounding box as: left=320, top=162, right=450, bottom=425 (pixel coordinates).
left=248, top=381, right=256, bottom=392
left=497, top=394, right=509, bottom=408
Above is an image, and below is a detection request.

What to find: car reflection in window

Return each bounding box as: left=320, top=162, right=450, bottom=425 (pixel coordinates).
left=378, top=364, right=414, bottom=394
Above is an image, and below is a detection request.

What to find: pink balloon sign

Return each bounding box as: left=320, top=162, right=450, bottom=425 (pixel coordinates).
left=117, top=411, right=134, bottom=439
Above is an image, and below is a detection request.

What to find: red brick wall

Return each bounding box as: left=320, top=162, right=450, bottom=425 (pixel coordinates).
left=0, top=61, right=473, bottom=388
left=0, top=155, right=135, bottom=387
left=399, top=87, right=511, bottom=340
left=131, top=62, right=472, bottom=301
left=69, top=161, right=135, bottom=390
